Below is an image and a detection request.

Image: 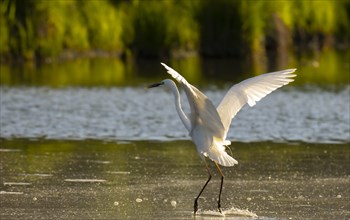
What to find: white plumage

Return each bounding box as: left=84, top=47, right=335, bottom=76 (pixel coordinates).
left=159, top=63, right=296, bottom=166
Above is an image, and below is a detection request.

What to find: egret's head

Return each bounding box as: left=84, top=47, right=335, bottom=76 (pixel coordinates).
left=148, top=79, right=174, bottom=89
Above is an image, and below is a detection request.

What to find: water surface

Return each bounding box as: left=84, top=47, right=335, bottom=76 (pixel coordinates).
left=1, top=51, right=349, bottom=219
left=1, top=139, right=349, bottom=219
left=1, top=86, right=349, bottom=143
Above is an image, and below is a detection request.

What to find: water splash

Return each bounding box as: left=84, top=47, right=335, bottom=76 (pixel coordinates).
left=195, top=207, right=258, bottom=219
left=223, top=207, right=258, bottom=217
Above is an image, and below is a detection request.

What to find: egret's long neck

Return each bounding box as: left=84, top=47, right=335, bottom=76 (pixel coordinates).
left=170, top=83, right=191, bottom=132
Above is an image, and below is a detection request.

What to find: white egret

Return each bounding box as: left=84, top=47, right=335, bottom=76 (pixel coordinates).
left=148, top=63, right=296, bottom=214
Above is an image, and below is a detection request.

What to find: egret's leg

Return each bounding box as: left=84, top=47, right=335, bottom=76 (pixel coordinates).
left=226, top=145, right=233, bottom=157
left=194, top=160, right=212, bottom=215
left=214, top=162, right=224, bottom=213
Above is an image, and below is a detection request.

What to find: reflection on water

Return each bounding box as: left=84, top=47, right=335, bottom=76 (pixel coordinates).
left=0, top=139, right=349, bottom=219
left=0, top=49, right=349, bottom=87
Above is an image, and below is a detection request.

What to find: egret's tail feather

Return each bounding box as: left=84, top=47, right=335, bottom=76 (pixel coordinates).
left=204, top=143, right=238, bottom=167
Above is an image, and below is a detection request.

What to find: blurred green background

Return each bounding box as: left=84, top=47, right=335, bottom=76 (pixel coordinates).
left=0, top=0, right=349, bottom=86
left=1, top=0, right=349, bottom=60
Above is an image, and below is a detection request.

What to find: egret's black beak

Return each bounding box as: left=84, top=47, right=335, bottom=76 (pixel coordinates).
left=148, top=82, right=162, bottom=88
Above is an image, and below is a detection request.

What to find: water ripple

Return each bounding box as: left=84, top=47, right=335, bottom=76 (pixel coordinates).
left=1, top=86, right=349, bottom=143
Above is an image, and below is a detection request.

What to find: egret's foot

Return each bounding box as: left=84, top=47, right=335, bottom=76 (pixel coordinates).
left=218, top=201, right=222, bottom=213
left=194, top=199, right=198, bottom=215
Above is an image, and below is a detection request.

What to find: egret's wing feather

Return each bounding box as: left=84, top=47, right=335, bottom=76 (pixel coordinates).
left=161, top=63, right=225, bottom=138
left=160, top=63, right=197, bottom=98
left=217, top=69, right=296, bottom=138
left=188, top=85, right=225, bottom=137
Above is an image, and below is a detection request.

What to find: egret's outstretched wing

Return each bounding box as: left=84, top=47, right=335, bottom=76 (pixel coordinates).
left=161, top=63, right=225, bottom=138
left=217, top=69, right=296, bottom=138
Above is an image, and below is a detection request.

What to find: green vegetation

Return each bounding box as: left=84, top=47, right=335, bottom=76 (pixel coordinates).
left=0, top=0, right=349, bottom=62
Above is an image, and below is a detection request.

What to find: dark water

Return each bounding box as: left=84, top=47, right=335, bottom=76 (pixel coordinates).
left=1, top=49, right=349, bottom=87
left=1, top=139, right=349, bottom=219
